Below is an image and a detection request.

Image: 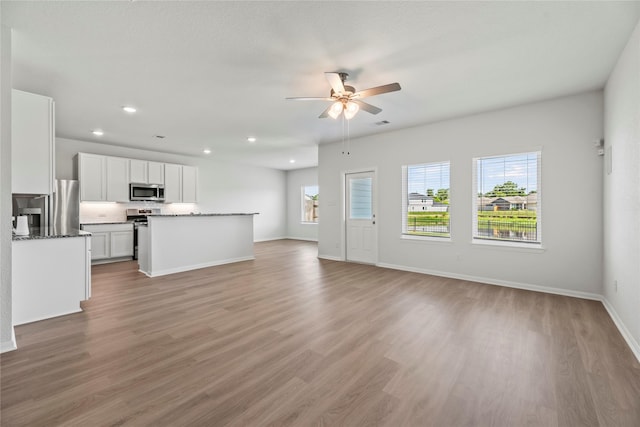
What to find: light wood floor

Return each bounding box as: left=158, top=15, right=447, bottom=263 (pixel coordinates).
left=2, top=239, right=640, bottom=426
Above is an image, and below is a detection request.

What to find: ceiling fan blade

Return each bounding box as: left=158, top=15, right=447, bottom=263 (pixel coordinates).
left=318, top=105, right=333, bottom=119
left=325, top=72, right=346, bottom=94
left=352, top=99, right=382, bottom=115
left=286, top=97, right=333, bottom=101
left=353, top=82, right=401, bottom=99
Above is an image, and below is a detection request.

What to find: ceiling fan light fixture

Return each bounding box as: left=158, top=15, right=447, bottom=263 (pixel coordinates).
left=344, top=101, right=359, bottom=120
left=328, top=101, right=344, bottom=119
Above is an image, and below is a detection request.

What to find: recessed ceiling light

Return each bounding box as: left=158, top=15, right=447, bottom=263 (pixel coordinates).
left=92, top=129, right=104, bottom=136
left=122, top=106, right=137, bottom=113
left=289, top=159, right=296, bottom=164
left=247, top=137, right=257, bottom=143
left=203, top=149, right=211, bottom=154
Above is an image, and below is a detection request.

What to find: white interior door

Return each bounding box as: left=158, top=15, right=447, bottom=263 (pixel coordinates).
left=346, top=171, right=377, bottom=264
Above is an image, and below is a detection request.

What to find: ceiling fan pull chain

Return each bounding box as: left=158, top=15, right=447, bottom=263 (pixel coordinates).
left=347, top=116, right=351, bottom=155
left=341, top=114, right=345, bottom=155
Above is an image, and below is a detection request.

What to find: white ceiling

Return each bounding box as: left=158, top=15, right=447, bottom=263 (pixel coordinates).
left=3, top=1, right=639, bottom=170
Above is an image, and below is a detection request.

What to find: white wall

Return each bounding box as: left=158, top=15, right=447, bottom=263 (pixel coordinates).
left=0, top=24, right=15, bottom=352
left=56, top=138, right=287, bottom=242
left=286, top=167, right=318, bottom=241
left=319, top=91, right=604, bottom=298
left=603, top=19, right=640, bottom=359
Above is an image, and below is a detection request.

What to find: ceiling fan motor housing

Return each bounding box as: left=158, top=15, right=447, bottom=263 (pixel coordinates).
left=331, top=85, right=356, bottom=98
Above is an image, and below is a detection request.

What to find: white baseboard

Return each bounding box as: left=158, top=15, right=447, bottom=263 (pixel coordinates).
left=254, top=236, right=288, bottom=243
left=285, top=236, right=319, bottom=242
left=377, top=262, right=602, bottom=301
left=601, top=298, right=640, bottom=363
left=145, top=255, right=256, bottom=278
left=0, top=327, right=17, bottom=353
left=318, top=254, right=343, bottom=262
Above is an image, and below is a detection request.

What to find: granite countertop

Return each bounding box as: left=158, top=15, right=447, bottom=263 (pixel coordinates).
left=148, top=213, right=259, bottom=217
left=80, top=221, right=130, bottom=225
left=12, top=228, right=91, bottom=241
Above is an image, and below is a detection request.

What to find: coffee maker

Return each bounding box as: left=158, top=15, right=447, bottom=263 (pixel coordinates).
left=12, top=194, right=49, bottom=231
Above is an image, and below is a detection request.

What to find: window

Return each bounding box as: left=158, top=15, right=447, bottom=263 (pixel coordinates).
left=473, top=152, right=541, bottom=244
left=301, top=185, right=318, bottom=223
left=402, top=161, right=450, bottom=238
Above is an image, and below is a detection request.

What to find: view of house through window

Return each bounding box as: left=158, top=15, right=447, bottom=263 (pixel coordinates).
left=474, top=152, right=540, bottom=243
left=302, top=185, right=319, bottom=223
left=403, top=161, right=450, bottom=238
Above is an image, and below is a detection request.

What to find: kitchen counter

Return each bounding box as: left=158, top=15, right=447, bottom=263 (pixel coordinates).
left=138, top=213, right=257, bottom=277
left=147, top=213, right=259, bottom=217
left=12, top=227, right=91, bottom=241
left=80, top=221, right=130, bottom=225
left=12, top=231, right=91, bottom=325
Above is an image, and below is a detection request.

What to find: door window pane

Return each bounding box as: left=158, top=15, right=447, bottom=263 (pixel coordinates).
left=350, top=177, right=372, bottom=219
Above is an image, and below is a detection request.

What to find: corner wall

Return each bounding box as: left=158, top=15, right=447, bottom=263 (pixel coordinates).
left=1, top=23, right=15, bottom=352
left=56, top=138, right=287, bottom=242
left=319, top=91, right=604, bottom=298
left=286, top=167, right=318, bottom=241
left=603, top=19, right=640, bottom=360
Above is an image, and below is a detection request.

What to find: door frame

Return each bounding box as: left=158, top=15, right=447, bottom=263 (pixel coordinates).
left=341, top=167, right=378, bottom=264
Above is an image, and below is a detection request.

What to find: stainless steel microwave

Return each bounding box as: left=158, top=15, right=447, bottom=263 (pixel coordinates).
left=130, top=183, right=165, bottom=202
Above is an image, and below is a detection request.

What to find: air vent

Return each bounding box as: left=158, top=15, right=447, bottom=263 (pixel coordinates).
left=375, top=120, right=390, bottom=126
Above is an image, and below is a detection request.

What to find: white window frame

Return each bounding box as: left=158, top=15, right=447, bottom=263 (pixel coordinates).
left=301, top=185, right=319, bottom=224
left=472, top=151, right=542, bottom=247
left=402, top=161, right=451, bottom=241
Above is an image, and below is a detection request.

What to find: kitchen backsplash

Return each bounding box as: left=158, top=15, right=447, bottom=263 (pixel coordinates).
left=80, top=202, right=198, bottom=223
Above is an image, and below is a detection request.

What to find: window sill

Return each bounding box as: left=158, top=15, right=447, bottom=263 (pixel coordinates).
left=300, top=222, right=318, bottom=225
left=471, top=238, right=545, bottom=253
left=401, top=234, right=452, bottom=244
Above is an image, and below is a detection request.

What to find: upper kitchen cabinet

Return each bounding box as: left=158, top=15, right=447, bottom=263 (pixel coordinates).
left=79, top=153, right=106, bottom=201
left=129, top=159, right=148, bottom=184
left=12, top=90, right=55, bottom=194
left=79, top=153, right=129, bottom=202
left=129, top=159, right=164, bottom=185
left=164, top=163, right=182, bottom=203
left=148, top=162, right=164, bottom=185
left=164, top=164, right=198, bottom=203
left=106, top=157, right=130, bottom=202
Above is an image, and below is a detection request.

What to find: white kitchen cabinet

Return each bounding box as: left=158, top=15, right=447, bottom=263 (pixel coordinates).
left=12, top=90, right=55, bottom=194
left=129, top=159, right=148, bottom=183
left=106, top=157, right=130, bottom=202
left=182, top=165, right=198, bottom=203
left=82, top=223, right=133, bottom=262
left=164, top=163, right=198, bottom=203
left=90, top=231, right=109, bottom=260
left=110, top=231, right=134, bottom=258
left=129, top=160, right=164, bottom=185
left=148, top=161, right=164, bottom=184
left=164, top=163, right=182, bottom=203
left=79, top=153, right=107, bottom=201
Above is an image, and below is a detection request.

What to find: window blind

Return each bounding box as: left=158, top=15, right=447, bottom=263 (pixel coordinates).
left=402, top=161, right=450, bottom=238
left=473, top=152, right=541, bottom=243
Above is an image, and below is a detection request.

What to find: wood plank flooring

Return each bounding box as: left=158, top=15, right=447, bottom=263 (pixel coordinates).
left=2, top=239, right=640, bottom=426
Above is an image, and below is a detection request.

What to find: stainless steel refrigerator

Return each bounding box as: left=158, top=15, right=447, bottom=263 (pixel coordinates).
left=52, top=179, right=80, bottom=233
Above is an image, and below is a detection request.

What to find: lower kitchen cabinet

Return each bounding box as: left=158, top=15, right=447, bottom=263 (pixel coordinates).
left=81, top=223, right=133, bottom=263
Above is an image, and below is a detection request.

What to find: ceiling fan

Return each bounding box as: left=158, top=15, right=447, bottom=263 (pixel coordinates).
left=286, top=72, right=401, bottom=120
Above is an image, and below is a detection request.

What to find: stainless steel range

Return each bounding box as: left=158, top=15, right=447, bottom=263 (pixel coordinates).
left=126, top=208, right=161, bottom=260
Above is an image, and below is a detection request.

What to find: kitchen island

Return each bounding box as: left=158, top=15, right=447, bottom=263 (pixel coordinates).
left=12, top=228, right=92, bottom=325
left=137, top=213, right=257, bottom=277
